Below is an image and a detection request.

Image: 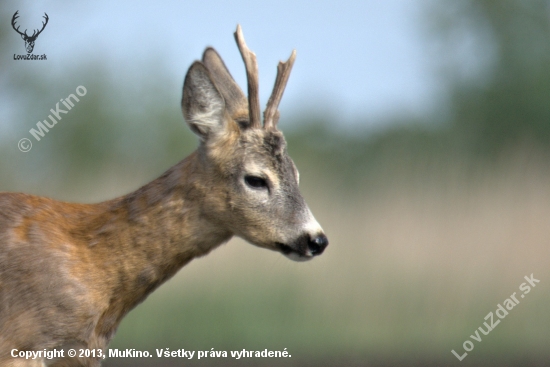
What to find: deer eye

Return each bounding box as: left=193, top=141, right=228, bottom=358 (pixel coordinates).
left=245, top=175, right=268, bottom=189
left=236, top=118, right=250, bottom=129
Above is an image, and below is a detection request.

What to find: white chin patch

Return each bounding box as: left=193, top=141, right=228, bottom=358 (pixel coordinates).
left=284, top=251, right=313, bottom=262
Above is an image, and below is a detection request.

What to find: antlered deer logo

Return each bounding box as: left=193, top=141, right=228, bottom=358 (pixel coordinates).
left=11, top=10, right=49, bottom=54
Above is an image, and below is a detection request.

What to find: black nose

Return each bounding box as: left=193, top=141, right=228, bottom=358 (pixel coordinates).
left=308, top=234, right=328, bottom=256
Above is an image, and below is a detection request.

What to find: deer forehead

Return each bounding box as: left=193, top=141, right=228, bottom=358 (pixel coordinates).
left=240, top=129, right=287, bottom=162
left=241, top=130, right=300, bottom=186
left=208, top=128, right=296, bottom=185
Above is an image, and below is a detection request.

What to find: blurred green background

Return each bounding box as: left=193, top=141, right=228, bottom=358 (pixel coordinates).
left=1, top=1, right=550, bottom=366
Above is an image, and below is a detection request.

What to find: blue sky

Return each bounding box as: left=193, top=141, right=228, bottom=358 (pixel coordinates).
left=8, top=0, right=443, bottom=130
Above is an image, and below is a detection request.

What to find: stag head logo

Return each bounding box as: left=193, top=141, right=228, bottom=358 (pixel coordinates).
left=11, top=11, right=49, bottom=54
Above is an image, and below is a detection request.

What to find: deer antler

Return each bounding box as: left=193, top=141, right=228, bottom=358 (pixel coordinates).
left=31, top=13, right=49, bottom=40
left=263, top=50, right=296, bottom=129
left=11, top=11, right=49, bottom=40
left=234, top=25, right=261, bottom=129
left=11, top=11, right=26, bottom=37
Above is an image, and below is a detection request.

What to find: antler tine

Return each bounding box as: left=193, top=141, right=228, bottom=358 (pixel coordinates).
left=234, top=25, right=261, bottom=129
left=35, top=13, right=49, bottom=37
left=263, top=50, right=296, bottom=130
left=11, top=11, right=25, bottom=36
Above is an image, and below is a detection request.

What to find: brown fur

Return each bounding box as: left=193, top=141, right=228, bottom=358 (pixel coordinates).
left=0, top=33, right=326, bottom=367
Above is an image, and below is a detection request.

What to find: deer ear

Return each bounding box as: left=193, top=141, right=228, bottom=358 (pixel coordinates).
left=181, top=62, right=226, bottom=140
left=202, top=48, right=248, bottom=116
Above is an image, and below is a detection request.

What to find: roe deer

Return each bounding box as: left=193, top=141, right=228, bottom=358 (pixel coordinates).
left=0, top=25, right=328, bottom=367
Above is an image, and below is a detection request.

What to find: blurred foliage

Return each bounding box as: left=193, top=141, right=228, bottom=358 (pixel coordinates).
left=2, top=0, right=550, bottom=193
left=429, top=0, right=550, bottom=157
left=287, top=0, right=550, bottom=186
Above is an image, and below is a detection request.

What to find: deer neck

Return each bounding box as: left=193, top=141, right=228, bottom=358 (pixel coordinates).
left=88, top=150, right=232, bottom=329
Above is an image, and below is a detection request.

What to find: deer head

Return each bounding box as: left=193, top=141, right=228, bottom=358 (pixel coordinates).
left=11, top=11, right=49, bottom=54
left=181, top=25, right=328, bottom=261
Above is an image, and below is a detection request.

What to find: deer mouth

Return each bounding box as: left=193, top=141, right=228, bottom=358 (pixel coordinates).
left=276, top=242, right=295, bottom=255
left=276, top=233, right=328, bottom=262
left=276, top=242, right=312, bottom=262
